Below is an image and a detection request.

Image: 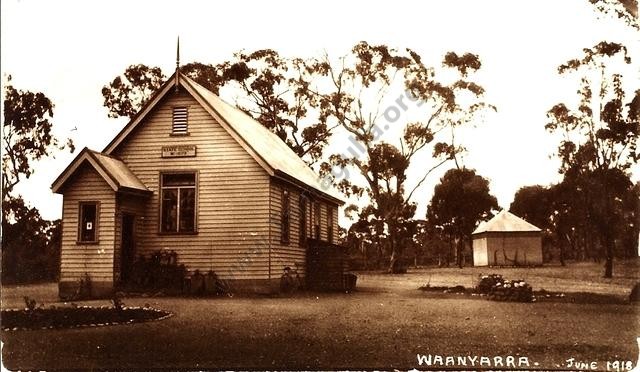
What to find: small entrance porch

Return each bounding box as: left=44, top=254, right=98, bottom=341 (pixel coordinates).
left=114, top=193, right=149, bottom=289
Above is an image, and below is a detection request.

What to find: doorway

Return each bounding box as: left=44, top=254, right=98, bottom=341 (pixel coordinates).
left=120, top=213, right=136, bottom=284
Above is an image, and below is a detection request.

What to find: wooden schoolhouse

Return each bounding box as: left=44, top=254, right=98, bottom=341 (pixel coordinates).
left=51, top=69, right=344, bottom=298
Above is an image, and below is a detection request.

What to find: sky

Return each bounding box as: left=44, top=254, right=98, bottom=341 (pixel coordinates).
left=1, top=0, right=639, bottom=224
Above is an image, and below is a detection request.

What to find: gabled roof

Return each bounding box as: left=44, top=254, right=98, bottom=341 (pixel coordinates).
left=51, top=148, right=151, bottom=195
left=102, top=71, right=344, bottom=204
left=472, top=210, right=541, bottom=235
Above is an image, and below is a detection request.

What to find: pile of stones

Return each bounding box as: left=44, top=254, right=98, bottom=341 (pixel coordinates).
left=476, top=274, right=504, bottom=294
left=477, top=274, right=533, bottom=302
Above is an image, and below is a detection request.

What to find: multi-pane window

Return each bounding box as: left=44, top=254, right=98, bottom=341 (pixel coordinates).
left=172, top=107, right=188, bottom=134
left=161, top=173, right=196, bottom=233
left=281, top=189, right=290, bottom=244
left=314, top=202, right=321, bottom=240
left=327, top=205, right=334, bottom=243
left=299, top=195, right=307, bottom=244
left=78, top=202, right=99, bottom=243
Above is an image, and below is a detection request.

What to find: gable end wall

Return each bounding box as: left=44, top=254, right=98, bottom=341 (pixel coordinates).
left=112, top=89, right=272, bottom=282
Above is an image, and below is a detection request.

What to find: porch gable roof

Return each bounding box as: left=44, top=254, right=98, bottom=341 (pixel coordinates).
left=51, top=147, right=151, bottom=195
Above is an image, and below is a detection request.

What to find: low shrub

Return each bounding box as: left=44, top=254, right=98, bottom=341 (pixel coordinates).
left=112, top=292, right=125, bottom=311
left=445, top=285, right=466, bottom=294
left=128, top=250, right=185, bottom=293
left=280, top=266, right=301, bottom=293
left=184, top=269, right=227, bottom=296
left=419, top=284, right=467, bottom=293
left=23, top=296, right=39, bottom=311
left=77, top=272, right=93, bottom=299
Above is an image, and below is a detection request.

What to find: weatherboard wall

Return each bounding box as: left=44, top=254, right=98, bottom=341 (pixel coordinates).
left=269, top=181, right=306, bottom=277
left=269, top=180, right=341, bottom=279
left=111, top=89, right=272, bottom=281
left=59, top=163, right=116, bottom=294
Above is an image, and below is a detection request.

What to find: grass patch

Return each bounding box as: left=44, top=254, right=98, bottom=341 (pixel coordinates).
left=358, top=260, right=639, bottom=298
left=418, top=284, right=630, bottom=304
left=1, top=305, right=171, bottom=330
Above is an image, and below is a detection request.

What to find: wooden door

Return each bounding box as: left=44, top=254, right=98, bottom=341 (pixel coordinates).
left=120, top=213, right=136, bottom=284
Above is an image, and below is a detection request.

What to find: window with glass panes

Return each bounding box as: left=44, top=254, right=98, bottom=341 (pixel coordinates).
left=281, top=189, right=290, bottom=244
left=327, top=205, right=334, bottom=243
left=299, top=195, right=308, bottom=244
left=314, top=202, right=321, bottom=239
left=160, top=173, right=196, bottom=233
left=78, top=202, right=99, bottom=243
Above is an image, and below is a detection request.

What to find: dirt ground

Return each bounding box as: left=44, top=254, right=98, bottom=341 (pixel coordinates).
left=1, top=262, right=639, bottom=370
left=357, top=260, right=640, bottom=297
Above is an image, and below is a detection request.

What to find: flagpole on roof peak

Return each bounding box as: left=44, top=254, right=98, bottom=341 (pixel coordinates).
left=176, top=36, right=180, bottom=70
left=175, top=36, right=180, bottom=89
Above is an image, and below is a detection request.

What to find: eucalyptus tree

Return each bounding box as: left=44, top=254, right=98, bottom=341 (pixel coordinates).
left=546, top=41, right=638, bottom=277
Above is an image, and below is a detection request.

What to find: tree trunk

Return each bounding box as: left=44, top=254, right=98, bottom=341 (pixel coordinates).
left=389, top=228, right=409, bottom=274
left=388, top=249, right=402, bottom=273
left=388, top=238, right=399, bottom=273
left=603, top=231, right=614, bottom=278
left=604, top=256, right=613, bottom=278
left=362, top=241, right=368, bottom=270
left=456, top=239, right=464, bottom=269
left=447, top=238, right=453, bottom=267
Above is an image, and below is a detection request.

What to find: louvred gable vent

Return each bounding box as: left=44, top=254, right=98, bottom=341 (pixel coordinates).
left=172, top=107, right=188, bottom=134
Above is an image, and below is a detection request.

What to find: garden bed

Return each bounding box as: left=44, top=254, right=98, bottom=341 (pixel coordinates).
left=418, top=285, right=629, bottom=304
left=1, top=305, right=172, bottom=331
